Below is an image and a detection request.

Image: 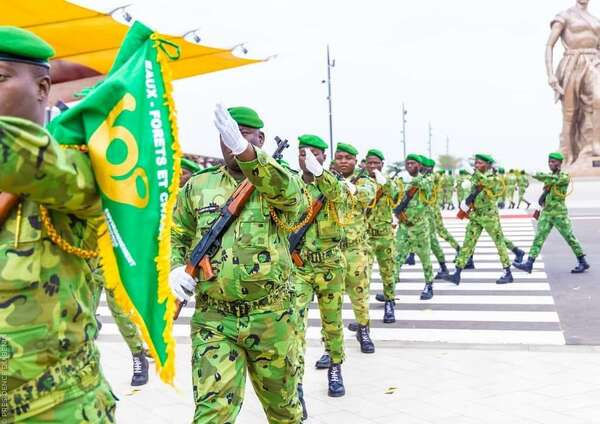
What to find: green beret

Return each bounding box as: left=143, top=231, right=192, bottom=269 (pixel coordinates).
left=498, top=167, right=505, bottom=174
left=421, top=157, right=435, bottom=168
left=366, top=149, right=385, bottom=161
left=181, top=157, right=203, bottom=174
left=336, top=142, right=358, bottom=157
left=406, top=153, right=425, bottom=165
left=298, top=134, right=328, bottom=151
left=549, top=152, right=564, bottom=161
left=475, top=153, right=494, bottom=164
left=0, top=26, right=55, bottom=68
left=459, top=169, right=468, bottom=175
left=227, top=106, right=264, bottom=129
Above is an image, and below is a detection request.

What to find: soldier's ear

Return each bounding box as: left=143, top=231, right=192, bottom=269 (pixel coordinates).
left=36, top=74, right=51, bottom=104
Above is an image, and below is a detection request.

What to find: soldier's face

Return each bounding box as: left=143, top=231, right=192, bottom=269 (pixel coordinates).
left=299, top=147, right=326, bottom=173
left=548, top=158, right=562, bottom=172
left=365, top=156, right=383, bottom=177
left=577, top=0, right=590, bottom=6
left=406, top=160, right=420, bottom=176
left=220, top=125, right=263, bottom=171
left=333, top=151, right=357, bottom=177
left=0, top=61, right=50, bottom=125
left=474, top=159, right=490, bottom=173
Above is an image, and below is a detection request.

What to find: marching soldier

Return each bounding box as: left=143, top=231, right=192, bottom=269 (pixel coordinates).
left=513, top=152, right=590, bottom=274
left=506, top=169, right=518, bottom=209
left=170, top=105, right=305, bottom=423
left=517, top=170, right=531, bottom=209
left=292, top=135, right=347, bottom=410
left=444, top=154, right=514, bottom=285
left=332, top=143, right=377, bottom=353
left=456, top=169, right=470, bottom=205
left=444, top=170, right=456, bottom=210
left=497, top=167, right=507, bottom=208
left=393, top=154, right=435, bottom=300
left=364, top=149, right=400, bottom=323
left=0, top=27, right=116, bottom=422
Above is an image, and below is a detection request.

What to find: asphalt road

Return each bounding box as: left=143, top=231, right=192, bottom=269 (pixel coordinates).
left=542, top=208, right=600, bottom=345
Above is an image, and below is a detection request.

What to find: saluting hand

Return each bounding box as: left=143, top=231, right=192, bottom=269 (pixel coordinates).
left=214, top=103, right=249, bottom=155
left=304, top=148, right=324, bottom=177
left=373, top=169, right=387, bottom=185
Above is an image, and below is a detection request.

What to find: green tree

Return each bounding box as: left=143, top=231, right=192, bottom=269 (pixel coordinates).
left=437, top=154, right=462, bottom=170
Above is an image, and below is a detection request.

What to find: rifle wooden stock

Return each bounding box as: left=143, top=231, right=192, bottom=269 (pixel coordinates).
left=456, top=207, right=471, bottom=220
left=533, top=210, right=541, bottom=220
left=291, top=251, right=304, bottom=267
left=0, top=192, right=19, bottom=227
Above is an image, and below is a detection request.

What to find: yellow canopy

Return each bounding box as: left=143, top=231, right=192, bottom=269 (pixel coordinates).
left=1, top=0, right=262, bottom=79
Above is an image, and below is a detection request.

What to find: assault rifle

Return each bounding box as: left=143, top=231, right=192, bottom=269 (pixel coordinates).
left=288, top=193, right=326, bottom=267
left=393, top=185, right=419, bottom=224
left=533, top=184, right=552, bottom=220
left=173, top=137, right=290, bottom=319
left=456, top=184, right=483, bottom=220
left=0, top=193, right=19, bottom=228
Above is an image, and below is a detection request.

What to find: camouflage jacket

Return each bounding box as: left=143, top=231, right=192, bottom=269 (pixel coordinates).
left=506, top=173, right=518, bottom=191
left=171, top=147, right=306, bottom=303
left=401, top=174, right=432, bottom=226
left=471, top=170, right=500, bottom=216
left=518, top=173, right=530, bottom=189
left=0, top=117, right=102, bottom=395
left=432, top=173, right=444, bottom=205
left=367, top=178, right=401, bottom=236
left=455, top=175, right=468, bottom=197
left=298, top=170, right=345, bottom=254
left=533, top=171, right=569, bottom=214
left=340, top=174, right=376, bottom=245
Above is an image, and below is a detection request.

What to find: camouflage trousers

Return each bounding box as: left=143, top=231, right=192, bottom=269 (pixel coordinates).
left=507, top=186, right=516, bottom=203
left=190, top=302, right=301, bottom=424
left=456, top=212, right=510, bottom=268
left=367, top=232, right=397, bottom=303
left=104, top=287, right=144, bottom=355
left=342, top=243, right=371, bottom=326
left=433, top=208, right=460, bottom=250
left=457, top=191, right=466, bottom=206
left=518, top=187, right=527, bottom=203
left=293, top=250, right=346, bottom=379
left=529, top=211, right=584, bottom=259
left=427, top=213, right=446, bottom=264
left=395, top=219, right=433, bottom=293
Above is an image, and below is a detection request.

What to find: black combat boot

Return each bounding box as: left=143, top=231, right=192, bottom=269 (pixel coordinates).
left=131, top=352, right=149, bottom=386
left=510, top=201, right=516, bottom=209
left=375, top=293, right=386, bottom=302
left=298, top=384, right=308, bottom=420
left=328, top=363, right=346, bottom=397
left=383, top=300, right=395, bottom=323
left=443, top=267, right=462, bottom=285
left=347, top=322, right=358, bottom=332
left=420, top=282, right=434, bottom=300
left=571, top=256, right=590, bottom=274
left=512, top=247, right=525, bottom=264
left=498, top=201, right=505, bottom=209
left=524, top=200, right=531, bottom=209
left=356, top=324, right=375, bottom=353
left=315, top=353, right=331, bottom=369
left=465, top=255, right=475, bottom=269
left=496, top=267, right=514, bottom=284
left=435, top=262, right=449, bottom=280
left=405, top=252, right=416, bottom=266
left=513, top=256, right=535, bottom=273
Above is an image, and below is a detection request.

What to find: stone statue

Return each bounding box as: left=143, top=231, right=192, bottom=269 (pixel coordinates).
left=546, top=0, right=600, bottom=171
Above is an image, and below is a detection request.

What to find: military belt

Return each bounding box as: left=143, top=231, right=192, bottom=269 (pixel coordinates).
left=303, top=247, right=338, bottom=264
left=367, top=228, right=392, bottom=237
left=5, top=342, right=99, bottom=420
left=199, top=284, right=292, bottom=317
left=339, top=237, right=364, bottom=250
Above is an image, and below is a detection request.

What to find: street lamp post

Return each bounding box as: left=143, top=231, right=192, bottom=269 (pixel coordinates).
left=401, top=103, right=407, bottom=159
left=326, top=45, right=335, bottom=157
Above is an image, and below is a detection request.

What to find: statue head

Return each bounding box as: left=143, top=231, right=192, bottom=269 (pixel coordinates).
left=577, top=0, right=590, bottom=7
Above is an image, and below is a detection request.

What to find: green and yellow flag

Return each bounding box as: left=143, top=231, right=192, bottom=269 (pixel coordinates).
left=48, top=21, right=181, bottom=383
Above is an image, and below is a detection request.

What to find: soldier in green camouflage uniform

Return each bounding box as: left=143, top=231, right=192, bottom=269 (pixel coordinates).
left=332, top=143, right=377, bottom=353
left=456, top=169, right=469, bottom=205
left=443, top=170, right=456, bottom=210
left=517, top=170, right=531, bottom=209
left=444, top=154, right=514, bottom=285
left=170, top=105, right=305, bottom=424
left=292, top=135, right=347, bottom=408
left=0, top=27, right=116, bottom=423
left=506, top=169, right=518, bottom=209
left=514, top=152, right=589, bottom=274
left=363, top=149, right=400, bottom=324
left=430, top=167, right=461, bottom=257
left=394, top=154, right=435, bottom=300
left=496, top=167, right=507, bottom=208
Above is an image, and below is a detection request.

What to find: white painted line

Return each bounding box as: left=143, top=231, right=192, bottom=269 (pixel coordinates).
left=372, top=262, right=545, bottom=271
left=305, top=327, right=566, bottom=345
left=368, top=282, right=551, bottom=291
left=395, top=271, right=547, bottom=279
left=306, top=309, right=560, bottom=322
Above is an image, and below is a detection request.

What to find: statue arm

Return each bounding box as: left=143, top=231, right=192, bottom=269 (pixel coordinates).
left=546, top=21, right=565, bottom=96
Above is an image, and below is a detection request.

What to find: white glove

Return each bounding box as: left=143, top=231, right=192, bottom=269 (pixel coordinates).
left=373, top=169, right=387, bottom=185
left=345, top=180, right=357, bottom=195
left=304, top=148, right=324, bottom=177
left=214, top=103, right=249, bottom=155
left=169, top=266, right=197, bottom=302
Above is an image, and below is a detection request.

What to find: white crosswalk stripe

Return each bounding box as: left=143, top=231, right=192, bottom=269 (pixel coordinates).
left=96, top=212, right=565, bottom=346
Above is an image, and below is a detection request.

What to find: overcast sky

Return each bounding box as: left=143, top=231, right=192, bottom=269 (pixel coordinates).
left=75, top=0, right=593, bottom=172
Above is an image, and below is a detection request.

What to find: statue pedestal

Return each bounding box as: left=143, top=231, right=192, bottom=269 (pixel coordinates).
left=565, top=157, right=600, bottom=177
